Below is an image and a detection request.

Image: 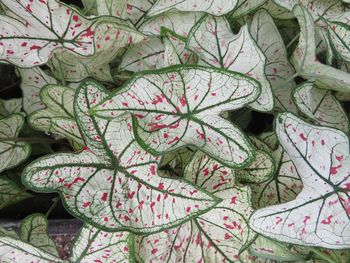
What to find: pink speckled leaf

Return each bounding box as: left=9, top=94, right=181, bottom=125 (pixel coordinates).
left=23, top=80, right=218, bottom=233
left=250, top=113, right=350, bottom=249
left=135, top=151, right=256, bottom=262
left=0, top=114, right=31, bottom=174
left=28, top=84, right=83, bottom=150
left=0, top=0, right=99, bottom=67
left=0, top=223, right=132, bottom=263
left=18, top=67, right=57, bottom=115
left=250, top=9, right=297, bottom=113
left=187, top=15, right=273, bottom=112
left=148, top=0, right=238, bottom=16
left=272, top=0, right=344, bottom=20
left=293, top=81, right=349, bottom=133
left=93, top=65, right=260, bottom=168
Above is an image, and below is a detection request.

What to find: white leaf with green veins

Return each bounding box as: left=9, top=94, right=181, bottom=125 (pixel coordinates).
left=135, top=151, right=256, bottom=263
left=148, top=0, right=238, bottom=16
left=187, top=15, right=274, bottom=112
left=18, top=67, right=57, bottom=115
left=293, top=81, right=349, bottom=133
left=292, top=4, right=350, bottom=92
left=0, top=98, right=22, bottom=117
left=24, top=80, right=218, bottom=233
left=249, top=235, right=306, bottom=261
left=0, top=114, right=31, bottom=173
left=262, top=0, right=294, bottom=20
left=250, top=112, right=350, bottom=249
left=229, top=0, right=267, bottom=20
left=312, top=248, right=350, bottom=263
left=140, top=11, right=204, bottom=37
left=325, top=12, right=350, bottom=63
left=19, top=214, right=58, bottom=257
left=251, top=144, right=303, bottom=209
left=272, top=0, right=345, bottom=20
left=250, top=9, right=297, bottom=113
left=29, top=85, right=83, bottom=149
left=93, top=65, right=261, bottom=168
left=0, top=223, right=132, bottom=263
left=120, top=37, right=165, bottom=72
left=0, top=177, right=32, bottom=209
left=48, top=19, right=145, bottom=82
left=0, top=0, right=99, bottom=67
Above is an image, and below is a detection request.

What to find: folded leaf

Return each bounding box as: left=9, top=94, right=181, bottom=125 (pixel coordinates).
left=29, top=85, right=83, bottom=149
left=148, top=0, right=238, bottom=16
left=250, top=113, right=350, bottom=249
left=136, top=151, right=256, bottom=262
left=293, top=81, right=349, bottom=133
left=24, top=79, right=219, bottom=233
left=0, top=114, right=31, bottom=173
left=250, top=9, right=297, bottom=113
left=187, top=15, right=273, bottom=111
left=93, top=65, right=260, bottom=168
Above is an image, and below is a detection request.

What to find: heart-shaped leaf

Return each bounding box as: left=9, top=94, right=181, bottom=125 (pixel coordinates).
left=250, top=9, right=297, bottom=113
left=293, top=81, right=349, bottom=133
left=250, top=112, right=350, bottom=249
left=93, top=65, right=261, bottom=168
left=23, top=79, right=218, bottom=233
left=135, top=151, right=256, bottom=262
left=0, top=223, right=132, bottom=262
left=148, top=0, right=238, bottom=16
left=187, top=15, right=274, bottom=112
left=291, top=4, right=350, bottom=92
left=0, top=176, right=32, bottom=209
left=28, top=84, right=83, bottom=149
left=0, top=0, right=98, bottom=67
left=0, top=114, right=31, bottom=173
left=18, top=67, right=57, bottom=115
left=19, top=214, right=59, bottom=257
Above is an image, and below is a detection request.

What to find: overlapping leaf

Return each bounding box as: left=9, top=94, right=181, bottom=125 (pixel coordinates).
left=293, top=81, right=349, bottom=133
left=0, top=176, right=32, bottom=209
left=147, top=0, right=238, bottom=16
left=0, top=98, right=22, bottom=117
left=18, top=67, right=57, bottom=115
left=0, top=114, right=31, bottom=173
left=250, top=113, right=350, bottom=249
left=251, top=144, right=303, bottom=209
left=28, top=84, right=83, bottom=149
left=19, top=214, right=59, bottom=256
left=250, top=9, right=297, bottom=113
left=291, top=4, right=350, bottom=92
left=135, top=151, right=256, bottom=262
left=23, top=79, right=218, bottom=233
left=229, top=0, right=267, bottom=19
left=93, top=65, right=261, bottom=168
left=0, top=223, right=132, bottom=262
left=187, top=15, right=274, bottom=112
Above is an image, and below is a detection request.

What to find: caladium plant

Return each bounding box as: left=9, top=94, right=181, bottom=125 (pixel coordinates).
left=0, top=0, right=350, bottom=262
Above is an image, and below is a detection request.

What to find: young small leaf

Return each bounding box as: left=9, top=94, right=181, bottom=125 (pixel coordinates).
left=0, top=98, right=22, bottom=117
left=0, top=177, right=32, bottom=209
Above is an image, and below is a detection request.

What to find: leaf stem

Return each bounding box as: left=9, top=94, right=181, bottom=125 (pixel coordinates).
left=45, top=197, right=60, bottom=218
left=0, top=137, right=68, bottom=145
left=286, top=33, right=300, bottom=49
